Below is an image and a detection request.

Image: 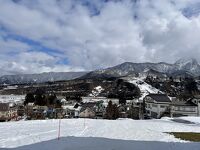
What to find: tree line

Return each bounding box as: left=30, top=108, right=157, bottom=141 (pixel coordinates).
left=24, top=89, right=61, bottom=107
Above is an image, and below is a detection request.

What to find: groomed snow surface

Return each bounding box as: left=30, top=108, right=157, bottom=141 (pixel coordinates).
left=1, top=117, right=200, bottom=150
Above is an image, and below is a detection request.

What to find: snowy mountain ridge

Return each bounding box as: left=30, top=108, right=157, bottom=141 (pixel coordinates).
left=83, top=58, right=200, bottom=79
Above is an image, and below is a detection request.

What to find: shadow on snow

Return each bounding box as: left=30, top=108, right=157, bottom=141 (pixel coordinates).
left=1, top=136, right=200, bottom=150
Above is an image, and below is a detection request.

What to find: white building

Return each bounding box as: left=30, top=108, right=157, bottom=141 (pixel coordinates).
left=81, top=97, right=119, bottom=106
left=171, top=97, right=200, bottom=117
left=144, top=94, right=171, bottom=119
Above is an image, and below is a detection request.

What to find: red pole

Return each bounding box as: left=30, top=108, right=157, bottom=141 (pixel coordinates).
left=58, top=119, right=61, bottom=140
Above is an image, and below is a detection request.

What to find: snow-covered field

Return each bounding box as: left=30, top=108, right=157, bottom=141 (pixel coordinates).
left=1, top=117, right=200, bottom=149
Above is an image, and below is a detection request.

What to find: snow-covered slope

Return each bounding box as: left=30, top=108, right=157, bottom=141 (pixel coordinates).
left=1, top=118, right=200, bottom=149
left=125, top=77, right=161, bottom=100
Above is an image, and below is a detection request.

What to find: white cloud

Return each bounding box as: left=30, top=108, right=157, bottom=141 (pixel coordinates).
left=0, top=0, right=200, bottom=75
left=0, top=51, right=84, bottom=75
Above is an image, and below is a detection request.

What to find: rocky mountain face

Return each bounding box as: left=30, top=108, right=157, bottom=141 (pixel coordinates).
left=82, top=58, right=200, bottom=79
left=0, top=72, right=87, bottom=85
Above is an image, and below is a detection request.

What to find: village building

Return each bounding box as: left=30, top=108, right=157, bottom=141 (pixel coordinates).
left=144, top=94, right=171, bottom=119
left=79, top=107, right=96, bottom=118
left=95, top=101, right=106, bottom=118
left=54, top=108, right=65, bottom=119
left=24, top=103, right=49, bottom=120
left=170, top=96, right=200, bottom=117
left=0, top=103, right=18, bottom=121
left=82, top=97, right=119, bottom=105
left=32, top=105, right=48, bottom=119
left=127, top=104, right=140, bottom=119
left=24, top=103, right=34, bottom=119
left=62, top=103, right=81, bottom=118
left=79, top=102, right=96, bottom=118
left=17, top=104, right=25, bottom=117
left=46, top=107, right=55, bottom=119
left=126, top=99, right=143, bottom=119
left=118, top=104, right=128, bottom=118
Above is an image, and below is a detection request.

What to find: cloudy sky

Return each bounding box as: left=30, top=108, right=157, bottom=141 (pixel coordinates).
left=0, top=0, right=200, bottom=75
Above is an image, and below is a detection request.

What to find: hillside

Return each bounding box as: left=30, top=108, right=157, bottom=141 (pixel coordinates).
left=1, top=118, right=200, bottom=149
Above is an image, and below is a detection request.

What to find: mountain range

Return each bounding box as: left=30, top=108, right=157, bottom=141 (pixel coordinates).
left=0, top=58, right=200, bottom=85
left=81, top=58, right=200, bottom=79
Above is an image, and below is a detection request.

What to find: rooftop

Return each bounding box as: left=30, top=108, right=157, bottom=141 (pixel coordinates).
left=172, top=99, right=197, bottom=106
left=147, top=94, right=171, bottom=103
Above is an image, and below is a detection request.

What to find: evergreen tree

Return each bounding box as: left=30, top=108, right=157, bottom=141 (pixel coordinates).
left=112, top=104, right=119, bottom=119
left=35, top=94, right=46, bottom=106
left=55, top=99, right=62, bottom=108
left=24, top=93, right=35, bottom=105
left=105, top=101, right=119, bottom=120
left=184, top=78, right=198, bottom=94
left=47, top=94, right=57, bottom=105
left=105, top=101, right=113, bottom=119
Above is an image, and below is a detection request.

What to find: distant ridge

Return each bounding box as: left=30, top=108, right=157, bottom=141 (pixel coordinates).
left=0, top=72, right=87, bottom=85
